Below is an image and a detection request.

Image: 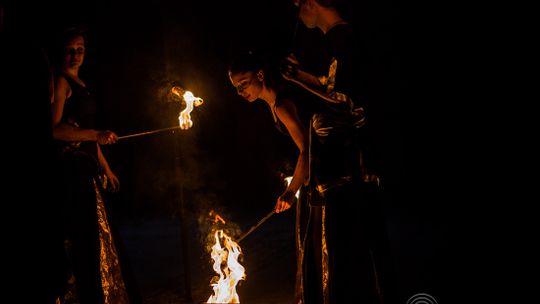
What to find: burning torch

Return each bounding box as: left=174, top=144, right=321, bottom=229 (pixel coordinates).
left=118, top=86, right=203, bottom=140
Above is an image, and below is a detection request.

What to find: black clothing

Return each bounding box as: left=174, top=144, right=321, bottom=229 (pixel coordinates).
left=283, top=22, right=396, bottom=304
left=55, top=76, right=129, bottom=304
left=56, top=76, right=98, bottom=166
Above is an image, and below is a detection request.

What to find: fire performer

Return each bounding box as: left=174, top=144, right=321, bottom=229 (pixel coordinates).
left=50, top=27, right=129, bottom=303
left=228, top=50, right=310, bottom=300
left=282, top=1, right=397, bottom=303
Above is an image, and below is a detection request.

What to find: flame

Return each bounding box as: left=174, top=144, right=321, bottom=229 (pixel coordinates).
left=284, top=176, right=300, bottom=199
left=209, top=210, right=226, bottom=225
left=171, top=87, right=204, bottom=130
left=207, top=230, right=246, bottom=303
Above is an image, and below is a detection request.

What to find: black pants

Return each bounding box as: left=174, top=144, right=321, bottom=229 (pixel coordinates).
left=60, top=154, right=104, bottom=303
left=303, top=181, right=396, bottom=304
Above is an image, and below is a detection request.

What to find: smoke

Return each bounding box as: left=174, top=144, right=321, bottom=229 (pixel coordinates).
left=195, top=199, right=242, bottom=254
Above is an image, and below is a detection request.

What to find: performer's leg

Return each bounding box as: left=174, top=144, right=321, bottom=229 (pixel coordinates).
left=304, top=206, right=324, bottom=304
left=64, top=167, right=104, bottom=304
left=295, top=192, right=311, bottom=304
left=326, top=183, right=380, bottom=303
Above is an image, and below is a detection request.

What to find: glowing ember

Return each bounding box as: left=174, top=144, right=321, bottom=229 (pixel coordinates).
left=207, top=230, right=246, bottom=303
left=171, top=86, right=204, bottom=130
left=284, top=176, right=300, bottom=199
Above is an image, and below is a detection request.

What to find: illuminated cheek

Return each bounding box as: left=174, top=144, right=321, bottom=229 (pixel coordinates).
left=248, top=86, right=259, bottom=98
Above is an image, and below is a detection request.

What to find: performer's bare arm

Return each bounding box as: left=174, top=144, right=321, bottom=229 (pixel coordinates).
left=97, top=144, right=120, bottom=192
left=274, top=98, right=309, bottom=213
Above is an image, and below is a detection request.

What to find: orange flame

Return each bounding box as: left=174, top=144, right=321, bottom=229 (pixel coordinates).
left=209, top=210, right=226, bottom=225
left=171, top=87, right=203, bottom=130
left=207, top=230, right=246, bottom=303
left=284, top=176, right=300, bottom=199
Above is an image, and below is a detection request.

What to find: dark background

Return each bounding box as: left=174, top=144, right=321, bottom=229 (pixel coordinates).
left=3, top=0, right=468, bottom=303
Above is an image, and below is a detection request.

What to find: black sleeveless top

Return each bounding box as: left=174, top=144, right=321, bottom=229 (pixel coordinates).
left=272, top=86, right=315, bottom=136
left=56, top=75, right=98, bottom=164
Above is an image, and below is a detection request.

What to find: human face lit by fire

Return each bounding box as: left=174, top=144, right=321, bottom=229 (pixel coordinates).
left=294, top=0, right=316, bottom=29
left=62, top=35, right=85, bottom=70
left=229, top=70, right=264, bottom=103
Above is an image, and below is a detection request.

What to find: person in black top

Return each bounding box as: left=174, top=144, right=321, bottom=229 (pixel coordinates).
left=284, top=0, right=381, bottom=181
left=228, top=52, right=309, bottom=303
left=229, top=51, right=310, bottom=211
left=280, top=1, right=397, bottom=303
left=50, top=27, right=129, bottom=304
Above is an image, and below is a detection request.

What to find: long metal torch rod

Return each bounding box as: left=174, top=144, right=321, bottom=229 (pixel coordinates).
left=236, top=209, right=276, bottom=243
left=118, top=125, right=182, bottom=140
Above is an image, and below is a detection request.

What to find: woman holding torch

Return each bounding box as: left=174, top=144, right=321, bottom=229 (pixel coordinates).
left=50, top=27, right=129, bottom=303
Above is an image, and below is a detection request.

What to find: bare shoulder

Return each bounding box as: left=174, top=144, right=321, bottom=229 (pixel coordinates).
left=53, top=74, right=72, bottom=99
left=54, top=74, right=69, bottom=87
left=274, top=97, right=297, bottom=114
left=274, top=98, right=300, bottom=123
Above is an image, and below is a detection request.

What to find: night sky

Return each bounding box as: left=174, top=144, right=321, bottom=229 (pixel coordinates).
left=3, top=1, right=473, bottom=303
